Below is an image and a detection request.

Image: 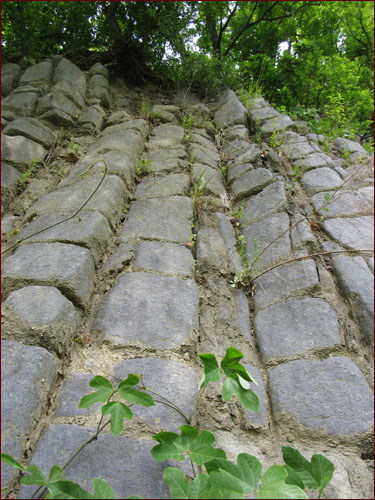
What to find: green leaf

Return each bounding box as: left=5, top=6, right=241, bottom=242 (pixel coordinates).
left=48, top=465, right=65, bottom=482
left=282, top=446, right=334, bottom=492
left=199, top=353, right=222, bottom=389
left=47, top=480, right=94, bottom=499
left=118, top=375, right=155, bottom=407
left=222, top=375, right=259, bottom=412
left=1, top=453, right=26, bottom=471
left=151, top=425, right=226, bottom=465
left=20, top=464, right=47, bottom=486
left=284, top=465, right=305, bottom=490
left=205, top=453, right=262, bottom=493
left=257, top=465, right=308, bottom=499
left=209, top=469, right=244, bottom=499
left=92, top=478, right=115, bottom=499
left=125, top=496, right=144, bottom=499
left=79, top=376, right=114, bottom=408
left=221, top=348, right=255, bottom=383
left=163, top=467, right=211, bottom=499
left=102, top=401, right=133, bottom=437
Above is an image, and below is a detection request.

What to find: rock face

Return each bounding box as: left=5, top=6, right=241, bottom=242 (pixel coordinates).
left=1, top=59, right=373, bottom=500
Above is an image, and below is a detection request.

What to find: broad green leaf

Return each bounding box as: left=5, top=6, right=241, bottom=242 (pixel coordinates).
left=163, top=467, right=211, bottom=499
left=1, top=453, right=26, bottom=471
left=118, top=375, right=155, bottom=407
left=152, top=425, right=226, bottom=465
left=92, top=478, right=115, bottom=499
left=257, top=465, right=308, bottom=499
left=201, top=489, right=223, bottom=499
left=79, top=376, right=114, bottom=408
left=102, top=401, right=133, bottom=437
left=47, top=480, right=94, bottom=499
left=125, top=496, right=144, bottom=499
left=222, top=375, right=259, bottom=412
left=209, top=469, right=244, bottom=499
left=20, top=464, right=47, bottom=486
left=221, top=348, right=255, bottom=383
left=48, top=464, right=65, bottom=482
left=205, top=453, right=262, bottom=493
left=282, top=446, right=334, bottom=492
left=199, top=353, right=222, bottom=389
left=284, top=465, right=305, bottom=490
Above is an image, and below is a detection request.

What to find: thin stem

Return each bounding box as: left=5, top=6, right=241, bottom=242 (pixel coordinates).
left=189, top=458, right=197, bottom=478
left=142, top=386, right=191, bottom=424
left=2, top=160, right=108, bottom=256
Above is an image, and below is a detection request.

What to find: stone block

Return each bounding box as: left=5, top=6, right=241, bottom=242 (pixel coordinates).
left=260, top=115, right=297, bottom=137
left=133, top=240, right=194, bottom=277
left=103, top=242, right=134, bottom=275
left=215, top=95, right=248, bottom=127
left=1, top=340, right=61, bottom=485
left=26, top=176, right=127, bottom=229
left=243, top=212, right=291, bottom=271
left=223, top=139, right=251, bottom=160
left=145, top=147, right=187, bottom=173
left=93, top=272, right=198, bottom=349
left=196, top=228, right=230, bottom=274
left=278, top=131, right=307, bottom=144
left=278, top=141, right=316, bottom=161
left=1, top=286, right=80, bottom=356
left=151, top=104, right=181, bottom=123
left=134, top=173, right=190, bottom=200
left=268, top=357, right=374, bottom=436
left=255, top=298, right=340, bottom=362
left=89, top=62, right=109, bottom=78
left=1, top=135, right=46, bottom=171
left=18, top=424, right=179, bottom=499
left=323, top=216, right=374, bottom=250
left=1, top=63, right=21, bottom=96
left=191, top=133, right=216, bottom=152
left=2, top=242, right=95, bottom=310
left=249, top=106, right=279, bottom=128
left=56, top=374, right=102, bottom=417
left=53, top=80, right=86, bottom=108
left=19, top=61, right=53, bottom=85
left=223, top=125, right=249, bottom=141
left=334, top=137, right=368, bottom=155
left=231, top=144, right=261, bottom=166
left=241, top=181, right=288, bottom=225
left=253, top=258, right=320, bottom=312
left=54, top=58, right=86, bottom=96
left=301, top=167, right=342, bottom=194
left=87, top=130, right=144, bottom=157
left=189, top=143, right=219, bottom=168
left=105, top=110, right=131, bottom=126
left=1, top=162, right=20, bottom=208
left=114, top=357, right=198, bottom=431
left=215, top=212, right=243, bottom=274
left=121, top=196, right=192, bottom=244
left=295, top=152, right=333, bottom=171
left=290, top=214, right=318, bottom=251
left=151, top=123, right=185, bottom=142
left=231, top=168, right=273, bottom=201
left=102, top=119, right=149, bottom=138
left=78, top=105, right=106, bottom=134
left=3, top=117, right=56, bottom=148
left=227, top=163, right=254, bottom=183
left=2, top=91, right=38, bottom=117
left=312, top=187, right=373, bottom=218
left=242, top=365, right=268, bottom=429
left=37, top=88, right=79, bottom=118
left=233, top=289, right=253, bottom=344
left=18, top=210, right=112, bottom=265
left=192, top=164, right=225, bottom=197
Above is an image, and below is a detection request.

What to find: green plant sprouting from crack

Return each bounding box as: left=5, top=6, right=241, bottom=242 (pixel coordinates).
left=2, top=347, right=335, bottom=499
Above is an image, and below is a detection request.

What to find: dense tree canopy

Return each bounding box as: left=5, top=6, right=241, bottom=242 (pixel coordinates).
left=1, top=1, right=373, bottom=140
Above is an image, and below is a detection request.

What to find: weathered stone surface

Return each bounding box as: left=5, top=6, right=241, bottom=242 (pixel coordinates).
left=2, top=243, right=95, bottom=310
left=18, top=424, right=179, bottom=499
left=121, top=196, right=192, bottom=244
left=114, top=358, right=198, bottom=431
left=196, top=228, right=230, bottom=274
left=89, top=62, right=109, bottom=78
left=1, top=286, right=80, bottom=356
left=1, top=162, right=20, bottom=208
left=18, top=211, right=112, bottom=265
left=231, top=143, right=261, bottom=165
left=233, top=289, right=253, bottom=344
left=78, top=105, right=106, bottom=134
left=211, top=89, right=239, bottom=112
left=278, top=141, right=316, bottom=160
left=241, top=181, right=288, bottom=225
left=3, top=117, right=56, bottom=148
left=133, top=240, right=193, bottom=277
left=1, top=340, right=61, bottom=485
left=261, top=115, right=297, bottom=137
left=105, top=110, right=131, bottom=126
left=215, top=94, right=248, bottom=127
left=146, top=147, right=187, bottom=172
left=255, top=298, right=340, bottom=362
left=192, top=164, right=225, bottom=197
left=89, top=74, right=109, bottom=90
left=134, top=173, right=190, bottom=200
left=151, top=123, right=185, bottom=142
left=189, top=143, right=219, bottom=168
left=94, top=272, right=198, bottom=349
left=19, top=61, right=53, bottom=84
left=215, top=212, right=243, bottom=274
left=328, top=251, right=374, bottom=344
left=290, top=214, right=318, bottom=251
left=151, top=104, right=181, bottom=123
left=56, top=374, right=102, bottom=417
left=1, top=63, right=21, bottom=96
left=87, top=130, right=144, bottom=157
left=191, top=132, right=217, bottom=152
left=26, top=176, right=127, bottom=229
left=227, top=162, right=254, bottom=183
left=312, top=187, right=374, bottom=218
left=103, top=242, right=134, bottom=275
left=278, top=131, right=307, bottom=144
left=253, top=258, right=320, bottom=312
left=102, top=118, right=149, bottom=138
left=301, top=167, right=342, bottom=194
left=269, top=357, right=374, bottom=436
left=295, top=152, right=333, bottom=171
left=37, top=90, right=79, bottom=125
left=53, top=80, right=85, bottom=108
left=334, top=137, right=368, bottom=155
left=323, top=216, right=374, bottom=250
left=54, top=58, right=86, bottom=96
left=188, top=103, right=211, bottom=120
left=223, top=139, right=251, bottom=160
left=231, top=168, right=273, bottom=201
left=223, top=125, right=249, bottom=141
left=2, top=91, right=39, bottom=118
left=249, top=106, right=279, bottom=127
left=368, top=258, right=374, bottom=273
left=1, top=135, right=46, bottom=171
left=243, top=212, right=291, bottom=270
left=243, top=365, right=268, bottom=428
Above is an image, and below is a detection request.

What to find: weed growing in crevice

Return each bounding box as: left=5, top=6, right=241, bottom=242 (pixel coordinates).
left=18, top=160, right=41, bottom=188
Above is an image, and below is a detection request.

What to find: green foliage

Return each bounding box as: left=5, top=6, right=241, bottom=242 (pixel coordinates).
left=19, top=159, right=40, bottom=186
left=191, top=170, right=206, bottom=208
left=136, top=159, right=152, bottom=177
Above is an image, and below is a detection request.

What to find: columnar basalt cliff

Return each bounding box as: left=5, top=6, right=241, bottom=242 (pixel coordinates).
left=1, top=57, right=374, bottom=499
